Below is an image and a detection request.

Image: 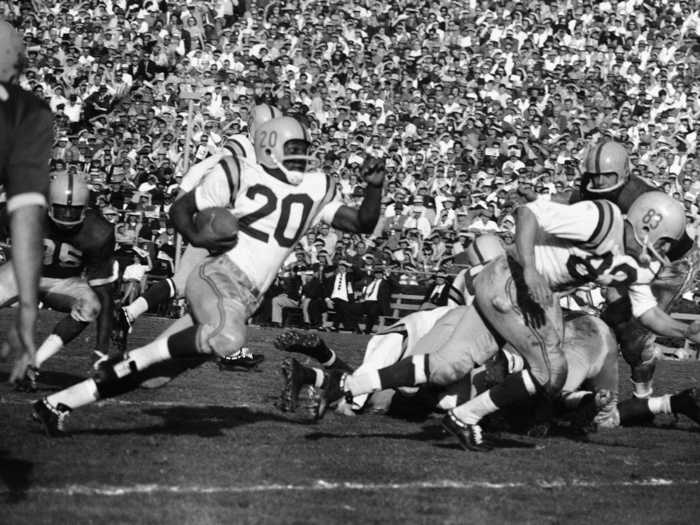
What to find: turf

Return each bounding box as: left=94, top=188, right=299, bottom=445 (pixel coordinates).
left=1, top=310, right=699, bottom=524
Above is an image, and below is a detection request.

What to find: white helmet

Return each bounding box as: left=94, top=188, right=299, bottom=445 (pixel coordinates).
left=464, top=234, right=506, bottom=267
left=248, top=103, right=282, bottom=139
left=583, top=141, right=630, bottom=194
left=48, top=171, right=90, bottom=227
left=625, top=191, right=685, bottom=266
left=0, top=20, right=26, bottom=83
left=254, top=116, right=317, bottom=185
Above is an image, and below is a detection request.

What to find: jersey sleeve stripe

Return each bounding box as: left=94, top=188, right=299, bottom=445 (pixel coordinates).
left=320, top=175, right=338, bottom=209
left=225, top=138, right=247, bottom=158
left=448, top=285, right=465, bottom=305
left=584, top=200, right=614, bottom=248
left=218, top=156, right=240, bottom=204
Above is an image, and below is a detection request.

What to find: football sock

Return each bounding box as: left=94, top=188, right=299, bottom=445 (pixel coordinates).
left=298, top=364, right=320, bottom=387
left=632, top=380, right=653, bottom=399
left=53, top=316, right=90, bottom=345
left=375, top=354, right=428, bottom=391
left=166, top=326, right=199, bottom=357
left=312, top=368, right=325, bottom=388
left=454, top=370, right=537, bottom=425
left=127, top=337, right=172, bottom=370
left=618, top=397, right=654, bottom=425
left=35, top=334, right=64, bottom=368
left=124, top=297, right=148, bottom=322
left=47, top=379, right=99, bottom=410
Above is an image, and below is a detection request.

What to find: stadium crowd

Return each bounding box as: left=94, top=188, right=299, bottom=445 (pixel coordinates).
left=2, top=0, right=700, bottom=327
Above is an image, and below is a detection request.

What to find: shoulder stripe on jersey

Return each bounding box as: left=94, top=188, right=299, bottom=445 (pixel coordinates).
left=225, top=138, right=247, bottom=158
left=584, top=200, right=614, bottom=248
left=448, top=285, right=465, bottom=305
left=218, top=156, right=240, bottom=204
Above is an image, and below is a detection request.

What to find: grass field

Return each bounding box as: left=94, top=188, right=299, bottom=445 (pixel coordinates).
left=1, top=309, right=699, bottom=524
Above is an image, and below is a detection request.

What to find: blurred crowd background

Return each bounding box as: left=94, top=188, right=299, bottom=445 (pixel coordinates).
left=1, top=0, right=699, bottom=323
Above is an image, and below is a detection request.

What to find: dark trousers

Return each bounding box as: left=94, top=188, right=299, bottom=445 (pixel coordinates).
left=332, top=298, right=356, bottom=331
left=348, top=300, right=382, bottom=333
left=307, top=297, right=325, bottom=328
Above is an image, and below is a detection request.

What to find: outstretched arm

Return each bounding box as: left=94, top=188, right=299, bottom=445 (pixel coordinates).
left=639, top=306, right=700, bottom=343
left=331, top=157, right=385, bottom=234
left=516, top=205, right=552, bottom=307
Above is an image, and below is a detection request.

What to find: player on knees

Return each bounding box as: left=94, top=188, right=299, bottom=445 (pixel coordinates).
left=31, top=115, right=385, bottom=435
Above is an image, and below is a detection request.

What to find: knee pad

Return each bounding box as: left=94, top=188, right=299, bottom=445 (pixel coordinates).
left=71, top=292, right=101, bottom=323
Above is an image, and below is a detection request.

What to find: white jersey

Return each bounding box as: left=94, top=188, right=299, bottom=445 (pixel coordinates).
left=527, top=199, right=660, bottom=317
left=376, top=306, right=456, bottom=357
left=448, top=268, right=475, bottom=307
left=179, top=134, right=255, bottom=193
left=194, top=156, right=342, bottom=293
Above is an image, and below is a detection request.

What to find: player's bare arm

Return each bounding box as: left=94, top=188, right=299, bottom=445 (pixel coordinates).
left=170, top=190, right=237, bottom=253
left=638, top=307, right=700, bottom=344
left=515, top=205, right=552, bottom=307
left=330, top=156, right=385, bottom=234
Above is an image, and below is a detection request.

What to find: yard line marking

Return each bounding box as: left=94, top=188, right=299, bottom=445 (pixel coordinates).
left=2, top=478, right=698, bottom=497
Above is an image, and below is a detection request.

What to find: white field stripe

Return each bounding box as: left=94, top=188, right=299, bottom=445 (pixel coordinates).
left=1, top=478, right=698, bottom=497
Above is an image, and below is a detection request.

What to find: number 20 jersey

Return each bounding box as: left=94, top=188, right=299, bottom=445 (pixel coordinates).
left=194, top=156, right=342, bottom=293
left=526, top=198, right=660, bottom=317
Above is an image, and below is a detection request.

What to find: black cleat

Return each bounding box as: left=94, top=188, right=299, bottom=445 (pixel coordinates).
left=671, top=388, right=700, bottom=425
left=298, top=385, right=323, bottom=420
left=111, top=307, right=132, bottom=352
left=32, top=398, right=71, bottom=437
left=315, top=369, right=348, bottom=420
left=442, top=412, right=492, bottom=452
left=565, top=390, right=611, bottom=433
left=279, top=358, right=304, bottom=412
left=274, top=329, right=322, bottom=354
left=13, top=365, right=39, bottom=392
left=218, top=348, right=265, bottom=371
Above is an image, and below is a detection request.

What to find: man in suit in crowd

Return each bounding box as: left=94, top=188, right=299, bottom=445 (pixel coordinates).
left=325, top=260, right=356, bottom=332
left=300, top=269, right=326, bottom=330
left=271, top=271, right=302, bottom=327
left=420, top=271, right=451, bottom=310
left=348, top=266, right=394, bottom=334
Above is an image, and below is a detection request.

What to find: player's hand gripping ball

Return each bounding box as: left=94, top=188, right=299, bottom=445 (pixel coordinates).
left=194, top=207, right=238, bottom=254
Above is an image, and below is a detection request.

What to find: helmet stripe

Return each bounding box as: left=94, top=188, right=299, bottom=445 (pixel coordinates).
left=593, top=143, right=604, bottom=173
left=267, top=104, right=274, bottom=121
left=471, top=238, right=486, bottom=265
left=66, top=172, right=73, bottom=206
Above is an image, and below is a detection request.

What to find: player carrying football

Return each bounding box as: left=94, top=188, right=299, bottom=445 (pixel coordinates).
left=31, top=115, right=386, bottom=435
left=0, top=20, right=54, bottom=382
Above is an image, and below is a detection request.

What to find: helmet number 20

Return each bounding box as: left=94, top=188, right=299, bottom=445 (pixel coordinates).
left=641, top=209, right=662, bottom=229
left=258, top=130, right=278, bottom=148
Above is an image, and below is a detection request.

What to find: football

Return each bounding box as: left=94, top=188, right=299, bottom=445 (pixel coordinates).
left=194, top=207, right=238, bottom=239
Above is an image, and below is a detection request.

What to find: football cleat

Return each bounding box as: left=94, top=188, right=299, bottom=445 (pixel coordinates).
left=314, top=369, right=349, bottom=420
left=274, top=329, right=322, bottom=354
left=32, top=398, right=71, bottom=437
left=279, top=357, right=305, bottom=412
left=13, top=365, right=39, bottom=392
left=299, top=385, right=323, bottom=420
left=671, top=388, right=700, bottom=425
left=111, top=307, right=132, bottom=352
left=441, top=412, right=492, bottom=452
left=217, top=348, right=265, bottom=371
left=566, top=389, right=612, bottom=433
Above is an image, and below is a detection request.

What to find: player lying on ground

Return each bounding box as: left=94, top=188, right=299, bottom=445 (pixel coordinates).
left=277, top=309, right=700, bottom=431
left=31, top=115, right=386, bottom=436
left=281, top=192, right=700, bottom=451
left=0, top=20, right=53, bottom=383
left=2, top=172, right=117, bottom=391
left=112, top=104, right=282, bottom=372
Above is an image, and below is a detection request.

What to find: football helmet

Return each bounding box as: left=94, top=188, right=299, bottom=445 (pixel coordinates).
left=582, top=141, right=630, bottom=194
left=0, top=20, right=26, bottom=83
left=248, top=103, right=282, bottom=139
left=464, top=234, right=506, bottom=267
left=625, top=191, right=685, bottom=266
left=254, top=116, right=317, bottom=185
left=48, top=171, right=90, bottom=227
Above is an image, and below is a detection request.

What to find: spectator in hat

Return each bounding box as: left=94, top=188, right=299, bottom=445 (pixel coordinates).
left=300, top=270, right=325, bottom=330
left=271, top=270, right=303, bottom=328
left=420, top=271, right=451, bottom=310
left=347, top=266, right=394, bottom=334
left=325, top=259, right=356, bottom=332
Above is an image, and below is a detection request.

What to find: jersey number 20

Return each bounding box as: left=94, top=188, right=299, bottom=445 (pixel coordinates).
left=238, top=184, right=313, bottom=247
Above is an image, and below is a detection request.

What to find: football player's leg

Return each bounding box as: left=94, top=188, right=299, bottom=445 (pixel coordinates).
left=274, top=329, right=351, bottom=371
left=122, top=245, right=208, bottom=325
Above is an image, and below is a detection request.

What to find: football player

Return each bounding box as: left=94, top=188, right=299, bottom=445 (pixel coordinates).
left=1, top=171, right=117, bottom=390
left=0, top=20, right=54, bottom=383
left=113, top=104, right=282, bottom=371
left=556, top=141, right=697, bottom=400
left=32, top=116, right=386, bottom=435
left=283, top=192, right=700, bottom=451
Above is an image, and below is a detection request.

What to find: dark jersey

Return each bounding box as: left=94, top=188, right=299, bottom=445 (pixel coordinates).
left=572, top=174, right=693, bottom=260
left=0, top=82, right=53, bottom=210
left=43, top=209, right=116, bottom=285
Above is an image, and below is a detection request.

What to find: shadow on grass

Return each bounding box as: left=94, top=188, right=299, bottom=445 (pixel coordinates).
left=0, top=449, right=34, bottom=503
left=74, top=405, right=299, bottom=438
left=0, top=370, right=85, bottom=392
